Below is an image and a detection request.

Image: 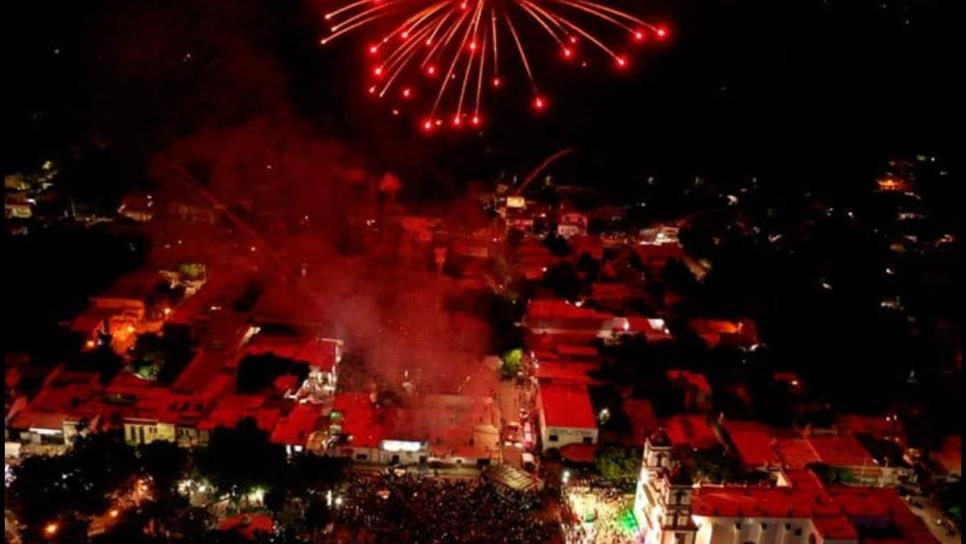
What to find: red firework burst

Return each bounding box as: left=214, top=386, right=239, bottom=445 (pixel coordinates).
left=320, top=0, right=670, bottom=131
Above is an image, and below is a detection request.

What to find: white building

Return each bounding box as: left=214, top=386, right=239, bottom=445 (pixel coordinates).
left=633, top=431, right=937, bottom=544
left=537, top=382, right=598, bottom=452
left=633, top=430, right=698, bottom=544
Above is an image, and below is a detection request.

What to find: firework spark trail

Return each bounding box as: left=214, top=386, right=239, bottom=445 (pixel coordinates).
left=473, top=31, right=487, bottom=121
left=433, top=0, right=482, bottom=113
left=320, top=0, right=670, bottom=131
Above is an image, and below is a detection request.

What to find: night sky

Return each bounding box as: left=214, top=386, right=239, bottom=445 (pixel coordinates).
left=5, top=0, right=960, bottom=188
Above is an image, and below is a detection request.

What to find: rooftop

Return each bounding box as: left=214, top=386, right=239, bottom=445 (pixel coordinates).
left=560, top=443, right=598, bottom=464
left=332, top=392, right=391, bottom=449
left=539, top=382, right=597, bottom=430
left=535, top=361, right=597, bottom=384
left=807, top=434, right=875, bottom=468
left=664, top=414, right=718, bottom=449
left=692, top=470, right=937, bottom=544
left=725, top=421, right=781, bottom=467
left=270, top=403, right=321, bottom=446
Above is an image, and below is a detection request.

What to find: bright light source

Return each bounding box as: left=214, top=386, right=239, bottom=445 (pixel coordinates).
left=381, top=440, right=425, bottom=452
left=248, top=487, right=266, bottom=503
left=44, top=523, right=59, bottom=537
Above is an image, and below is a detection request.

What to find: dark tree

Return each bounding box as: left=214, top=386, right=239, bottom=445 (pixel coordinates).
left=67, top=344, right=124, bottom=384
left=138, top=440, right=189, bottom=498
left=195, top=418, right=288, bottom=501
left=542, top=263, right=581, bottom=300
left=236, top=353, right=309, bottom=394
left=575, top=252, right=601, bottom=280
left=10, top=431, right=137, bottom=531
left=542, top=233, right=572, bottom=257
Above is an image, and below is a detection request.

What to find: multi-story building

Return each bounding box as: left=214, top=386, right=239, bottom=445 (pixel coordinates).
left=634, top=430, right=699, bottom=544
left=633, top=431, right=938, bottom=544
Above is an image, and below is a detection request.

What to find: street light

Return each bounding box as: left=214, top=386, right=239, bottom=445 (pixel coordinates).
left=44, top=522, right=59, bottom=538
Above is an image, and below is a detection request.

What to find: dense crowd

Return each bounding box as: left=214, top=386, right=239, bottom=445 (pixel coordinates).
left=336, top=472, right=558, bottom=543
left=563, top=484, right=637, bottom=544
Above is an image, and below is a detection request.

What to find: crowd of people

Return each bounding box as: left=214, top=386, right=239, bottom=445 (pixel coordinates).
left=335, top=471, right=559, bottom=543
left=562, top=484, right=637, bottom=544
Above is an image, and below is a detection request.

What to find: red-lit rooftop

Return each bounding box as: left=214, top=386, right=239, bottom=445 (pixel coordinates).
left=538, top=382, right=597, bottom=430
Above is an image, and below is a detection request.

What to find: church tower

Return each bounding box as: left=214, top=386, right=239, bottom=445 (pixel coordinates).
left=634, top=429, right=698, bottom=544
